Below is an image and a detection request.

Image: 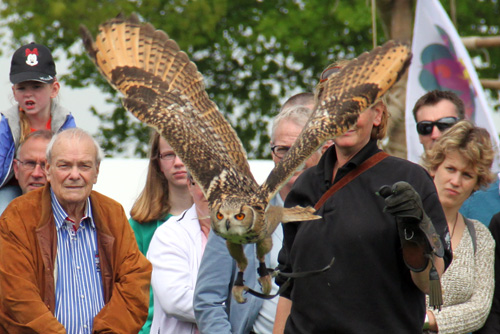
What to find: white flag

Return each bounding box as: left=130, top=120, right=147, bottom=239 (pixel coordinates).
left=405, top=0, right=499, bottom=170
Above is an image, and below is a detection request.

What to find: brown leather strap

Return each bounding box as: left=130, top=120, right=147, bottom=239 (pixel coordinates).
left=314, top=151, right=389, bottom=210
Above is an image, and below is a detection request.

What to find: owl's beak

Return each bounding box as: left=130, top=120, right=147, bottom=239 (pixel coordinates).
left=226, top=220, right=231, bottom=231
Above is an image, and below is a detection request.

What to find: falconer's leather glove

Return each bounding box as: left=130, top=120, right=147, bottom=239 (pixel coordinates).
left=378, top=181, right=444, bottom=310
left=378, top=181, right=444, bottom=269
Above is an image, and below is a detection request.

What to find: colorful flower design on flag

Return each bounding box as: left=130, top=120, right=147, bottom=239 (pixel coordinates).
left=419, top=25, right=476, bottom=119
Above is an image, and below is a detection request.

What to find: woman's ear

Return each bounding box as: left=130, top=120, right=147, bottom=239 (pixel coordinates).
left=428, top=168, right=436, bottom=179
left=371, top=101, right=385, bottom=127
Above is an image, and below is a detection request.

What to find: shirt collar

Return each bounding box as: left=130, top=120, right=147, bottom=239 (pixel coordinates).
left=50, top=188, right=94, bottom=230
left=322, top=139, right=381, bottom=185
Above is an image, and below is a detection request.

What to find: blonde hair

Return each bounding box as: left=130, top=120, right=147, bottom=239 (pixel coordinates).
left=17, top=81, right=58, bottom=142
left=422, top=120, right=495, bottom=190
left=130, top=130, right=172, bottom=223
left=18, top=109, right=30, bottom=143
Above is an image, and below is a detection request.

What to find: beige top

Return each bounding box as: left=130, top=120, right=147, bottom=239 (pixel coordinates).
left=427, top=219, right=495, bottom=334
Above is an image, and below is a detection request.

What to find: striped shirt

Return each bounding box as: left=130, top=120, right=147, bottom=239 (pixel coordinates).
left=51, top=190, right=105, bottom=333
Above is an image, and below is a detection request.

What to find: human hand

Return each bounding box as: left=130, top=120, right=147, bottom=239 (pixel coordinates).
left=378, top=181, right=444, bottom=259
left=378, top=181, right=424, bottom=222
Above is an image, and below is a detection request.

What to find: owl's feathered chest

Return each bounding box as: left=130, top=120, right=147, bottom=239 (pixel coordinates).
left=214, top=228, right=262, bottom=244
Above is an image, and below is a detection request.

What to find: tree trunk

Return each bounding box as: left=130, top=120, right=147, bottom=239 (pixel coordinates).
left=377, top=0, right=414, bottom=159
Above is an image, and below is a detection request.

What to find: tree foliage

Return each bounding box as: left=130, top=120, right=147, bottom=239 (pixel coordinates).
left=1, top=0, right=498, bottom=157
left=440, top=0, right=500, bottom=85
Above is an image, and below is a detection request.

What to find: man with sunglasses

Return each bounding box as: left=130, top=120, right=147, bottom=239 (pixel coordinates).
left=412, top=90, right=500, bottom=227
left=412, top=90, right=464, bottom=153
left=13, top=130, right=52, bottom=195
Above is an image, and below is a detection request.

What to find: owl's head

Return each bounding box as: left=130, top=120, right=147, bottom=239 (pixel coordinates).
left=210, top=198, right=264, bottom=243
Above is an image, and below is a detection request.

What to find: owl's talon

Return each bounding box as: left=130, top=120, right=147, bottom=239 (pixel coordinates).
left=258, top=274, right=272, bottom=295
left=232, top=285, right=248, bottom=303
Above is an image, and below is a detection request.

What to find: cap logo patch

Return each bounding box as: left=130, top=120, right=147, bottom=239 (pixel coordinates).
left=25, top=48, right=39, bottom=66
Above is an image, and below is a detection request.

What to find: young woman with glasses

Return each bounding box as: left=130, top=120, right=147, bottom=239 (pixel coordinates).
left=129, top=130, right=193, bottom=334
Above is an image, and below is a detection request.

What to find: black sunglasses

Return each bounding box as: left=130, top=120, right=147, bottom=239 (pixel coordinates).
left=416, top=117, right=458, bottom=136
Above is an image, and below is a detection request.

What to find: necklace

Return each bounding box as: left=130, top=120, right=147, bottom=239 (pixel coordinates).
left=450, top=212, right=460, bottom=239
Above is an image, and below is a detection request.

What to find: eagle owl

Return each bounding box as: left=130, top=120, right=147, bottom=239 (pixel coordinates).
left=80, top=13, right=411, bottom=303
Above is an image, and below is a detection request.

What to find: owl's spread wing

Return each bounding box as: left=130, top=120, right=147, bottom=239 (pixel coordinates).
left=122, top=90, right=257, bottom=201
left=80, top=13, right=254, bottom=184
left=259, top=40, right=412, bottom=202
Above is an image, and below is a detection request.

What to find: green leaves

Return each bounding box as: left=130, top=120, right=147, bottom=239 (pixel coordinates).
left=1, top=0, right=497, bottom=157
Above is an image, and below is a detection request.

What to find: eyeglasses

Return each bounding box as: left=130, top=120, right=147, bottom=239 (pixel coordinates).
left=158, top=152, right=177, bottom=161
left=271, top=145, right=290, bottom=159
left=416, top=117, right=458, bottom=136
left=320, top=65, right=341, bottom=83
left=16, top=159, right=46, bottom=171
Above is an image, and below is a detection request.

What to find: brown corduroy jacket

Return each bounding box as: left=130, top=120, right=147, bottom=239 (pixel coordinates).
left=0, top=185, right=152, bottom=333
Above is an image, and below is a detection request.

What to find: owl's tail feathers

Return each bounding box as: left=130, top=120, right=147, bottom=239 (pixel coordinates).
left=281, top=206, right=321, bottom=223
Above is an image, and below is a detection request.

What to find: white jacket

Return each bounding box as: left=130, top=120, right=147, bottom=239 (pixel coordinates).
left=148, top=204, right=205, bottom=334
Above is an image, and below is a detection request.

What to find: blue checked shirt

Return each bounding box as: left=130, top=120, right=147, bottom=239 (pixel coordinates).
left=51, top=190, right=105, bottom=333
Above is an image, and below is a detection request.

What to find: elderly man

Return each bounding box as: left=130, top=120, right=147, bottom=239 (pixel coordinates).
left=0, top=128, right=151, bottom=333
left=13, top=130, right=52, bottom=194
left=194, top=92, right=326, bottom=334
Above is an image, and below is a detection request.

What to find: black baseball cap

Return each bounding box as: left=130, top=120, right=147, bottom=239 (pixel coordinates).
left=9, top=42, right=56, bottom=84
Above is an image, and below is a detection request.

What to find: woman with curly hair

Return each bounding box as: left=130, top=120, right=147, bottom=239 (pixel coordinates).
left=421, top=120, right=495, bottom=333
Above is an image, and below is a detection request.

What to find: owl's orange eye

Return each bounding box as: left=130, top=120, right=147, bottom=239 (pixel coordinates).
left=216, top=212, right=223, bottom=220
left=235, top=213, right=245, bottom=221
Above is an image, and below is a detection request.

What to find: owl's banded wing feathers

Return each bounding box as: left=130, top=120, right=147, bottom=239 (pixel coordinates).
left=122, top=88, right=258, bottom=202
left=80, top=13, right=253, bottom=179
left=259, top=40, right=412, bottom=203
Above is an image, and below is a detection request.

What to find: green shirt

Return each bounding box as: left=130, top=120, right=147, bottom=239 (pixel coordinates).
left=129, top=214, right=172, bottom=334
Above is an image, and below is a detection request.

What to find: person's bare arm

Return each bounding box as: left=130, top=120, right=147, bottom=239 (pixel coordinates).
left=273, top=297, right=292, bottom=334
left=411, top=255, right=444, bottom=293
